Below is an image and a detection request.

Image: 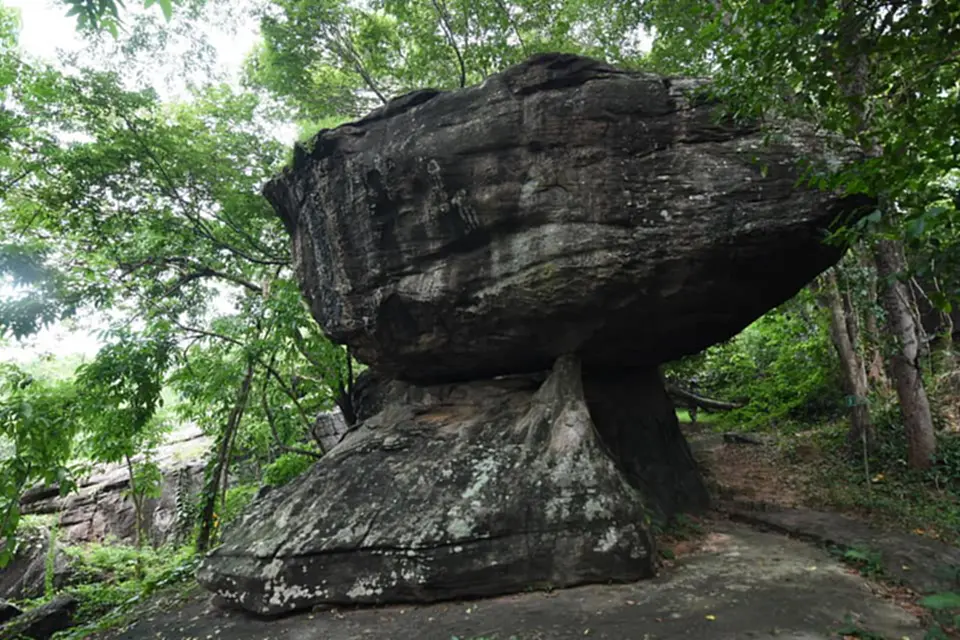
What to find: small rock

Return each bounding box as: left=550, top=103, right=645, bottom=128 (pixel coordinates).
left=0, top=600, right=21, bottom=625
left=0, top=594, right=78, bottom=640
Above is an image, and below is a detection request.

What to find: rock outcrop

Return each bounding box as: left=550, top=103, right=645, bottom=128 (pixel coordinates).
left=201, top=52, right=868, bottom=615
left=19, top=427, right=209, bottom=546
left=199, top=356, right=659, bottom=615
left=0, top=595, right=77, bottom=640
left=0, top=526, right=73, bottom=601
left=265, top=54, right=869, bottom=383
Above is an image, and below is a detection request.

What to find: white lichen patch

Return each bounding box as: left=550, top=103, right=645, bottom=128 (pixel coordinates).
left=346, top=576, right=386, bottom=599
left=261, top=558, right=285, bottom=581
left=461, top=455, right=500, bottom=500
left=594, top=526, right=622, bottom=553
left=264, top=577, right=328, bottom=608
left=583, top=497, right=611, bottom=521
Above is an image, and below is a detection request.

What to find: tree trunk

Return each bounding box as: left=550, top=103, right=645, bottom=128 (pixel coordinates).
left=862, top=256, right=890, bottom=387
left=873, top=238, right=937, bottom=469
left=819, top=270, right=874, bottom=450
left=196, top=361, right=255, bottom=553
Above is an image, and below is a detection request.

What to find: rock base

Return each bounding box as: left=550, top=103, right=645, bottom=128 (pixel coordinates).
left=199, top=356, right=706, bottom=615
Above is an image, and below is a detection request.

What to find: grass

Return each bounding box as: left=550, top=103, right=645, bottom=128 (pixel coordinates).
left=769, top=420, right=960, bottom=545
left=13, top=535, right=200, bottom=639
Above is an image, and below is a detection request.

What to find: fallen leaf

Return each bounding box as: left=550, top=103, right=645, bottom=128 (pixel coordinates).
left=705, top=615, right=716, bottom=621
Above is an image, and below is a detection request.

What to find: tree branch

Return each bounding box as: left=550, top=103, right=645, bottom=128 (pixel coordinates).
left=171, top=320, right=315, bottom=432
left=430, top=0, right=467, bottom=87
left=260, top=375, right=324, bottom=459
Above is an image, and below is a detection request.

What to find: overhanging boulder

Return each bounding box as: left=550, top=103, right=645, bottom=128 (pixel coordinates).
left=198, top=356, right=689, bottom=615
left=265, top=53, right=870, bottom=383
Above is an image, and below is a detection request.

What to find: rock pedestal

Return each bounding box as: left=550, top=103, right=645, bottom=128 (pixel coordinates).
left=200, top=52, right=869, bottom=615
left=199, top=356, right=679, bottom=615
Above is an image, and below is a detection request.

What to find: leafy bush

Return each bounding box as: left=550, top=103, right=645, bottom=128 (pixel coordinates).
left=667, top=290, right=844, bottom=431
left=16, top=541, right=197, bottom=635
left=220, top=484, right=258, bottom=526
left=263, top=452, right=316, bottom=487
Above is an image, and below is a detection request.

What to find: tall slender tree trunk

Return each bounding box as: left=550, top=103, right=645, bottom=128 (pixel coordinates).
left=860, top=249, right=890, bottom=387
left=874, top=238, right=937, bottom=469
left=819, top=270, right=874, bottom=450
left=196, top=361, right=255, bottom=553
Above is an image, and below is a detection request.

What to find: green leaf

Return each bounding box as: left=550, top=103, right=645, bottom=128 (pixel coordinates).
left=920, top=592, right=960, bottom=610
left=157, top=0, right=173, bottom=21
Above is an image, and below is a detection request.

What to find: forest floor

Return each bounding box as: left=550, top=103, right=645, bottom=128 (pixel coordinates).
left=78, top=426, right=960, bottom=640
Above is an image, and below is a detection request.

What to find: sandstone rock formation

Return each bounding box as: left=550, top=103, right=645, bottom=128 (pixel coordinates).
left=19, top=427, right=208, bottom=546
left=200, top=53, right=868, bottom=615
left=0, top=526, right=73, bottom=601
left=199, top=356, right=658, bottom=614
left=265, top=54, right=868, bottom=383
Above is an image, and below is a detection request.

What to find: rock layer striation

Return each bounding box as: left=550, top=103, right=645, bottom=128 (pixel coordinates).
left=265, top=53, right=869, bottom=383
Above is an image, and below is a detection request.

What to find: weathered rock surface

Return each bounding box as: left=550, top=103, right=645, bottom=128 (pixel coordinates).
left=311, top=408, right=349, bottom=452
left=725, top=507, right=960, bottom=595
left=0, top=595, right=77, bottom=640
left=0, top=526, right=73, bottom=601
left=265, top=53, right=870, bottom=382
left=199, top=356, right=682, bottom=615
left=19, top=426, right=208, bottom=546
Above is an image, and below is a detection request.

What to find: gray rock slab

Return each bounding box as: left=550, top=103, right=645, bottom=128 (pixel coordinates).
left=726, top=506, right=960, bottom=595
left=106, top=522, right=921, bottom=640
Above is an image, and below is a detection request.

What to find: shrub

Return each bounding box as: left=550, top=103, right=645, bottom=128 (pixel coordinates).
left=263, top=452, right=316, bottom=487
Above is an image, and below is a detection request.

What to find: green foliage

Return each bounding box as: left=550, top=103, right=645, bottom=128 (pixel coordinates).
left=803, top=421, right=960, bottom=544
left=75, top=330, right=173, bottom=464
left=262, top=451, right=316, bottom=487
left=833, top=545, right=884, bottom=578
left=668, top=290, right=844, bottom=431
left=220, top=483, right=258, bottom=525
left=51, top=542, right=198, bottom=632
left=0, top=365, right=80, bottom=566
left=60, top=0, right=181, bottom=34
left=640, top=0, right=960, bottom=281
left=860, top=399, right=960, bottom=490
left=249, top=0, right=649, bottom=125
left=920, top=591, right=960, bottom=639
left=921, top=592, right=960, bottom=611
left=44, top=521, right=59, bottom=598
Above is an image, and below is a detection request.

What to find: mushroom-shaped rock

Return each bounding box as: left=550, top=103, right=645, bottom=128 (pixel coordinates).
left=265, top=53, right=869, bottom=383
left=198, top=356, right=672, bottom=615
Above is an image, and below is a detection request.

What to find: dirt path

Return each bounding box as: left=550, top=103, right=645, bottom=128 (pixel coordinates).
left=100, top=521, right=920, bottom=640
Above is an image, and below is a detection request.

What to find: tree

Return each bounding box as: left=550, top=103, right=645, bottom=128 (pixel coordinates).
left=0, top=366, right=79, bottom=566
left=248, top=0, right=649, bottom=126
left=639, top=0, right=960, bottom=468
left=816, top=267, right=873, bottom=452
left=74, top=330, right=173, bottom=552
left=0, top=9, right=350, bottom=557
